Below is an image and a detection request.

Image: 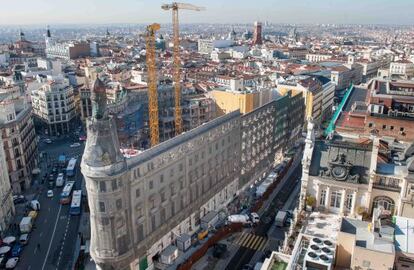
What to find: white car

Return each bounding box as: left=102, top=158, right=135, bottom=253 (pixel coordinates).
left=19, top=234, right=29, bottom=245
left=70, top=143, right=81, bottom=148
left=47, top=190, right=54, bottom=198
left=44, top=139, right=52, bottom=144
left=6, top=257, right=18, bottom=269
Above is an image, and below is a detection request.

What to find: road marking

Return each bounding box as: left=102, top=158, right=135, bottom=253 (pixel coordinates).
left=28, top=266, right=31, bottom=270
left=41, top=204, right=62, bottom=270
left=44, top=219, right=47, bottom=224
left=48, top=207, right=50, bottom=212
left=257, top=238, right=268, bottom=251
left=40, top=232, right=43, bottom=237
left=235, top=233, right=268, bottom=251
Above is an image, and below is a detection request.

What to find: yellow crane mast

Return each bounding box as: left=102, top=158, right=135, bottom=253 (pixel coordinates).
left=145, top=23, right=161, bottom=147
left=161, top=2, right=205, bottom=135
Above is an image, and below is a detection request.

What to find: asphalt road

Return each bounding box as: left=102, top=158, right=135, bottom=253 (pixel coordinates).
left=225, top=161, right=302, bottom=270
left=17, top=136, right=84, bottom=270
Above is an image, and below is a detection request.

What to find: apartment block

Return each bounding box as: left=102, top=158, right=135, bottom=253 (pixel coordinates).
left=0, top=85, right=38, bottom=193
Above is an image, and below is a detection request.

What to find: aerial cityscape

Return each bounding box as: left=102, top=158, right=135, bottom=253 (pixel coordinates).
left=0, top=1, right=414, bottom=270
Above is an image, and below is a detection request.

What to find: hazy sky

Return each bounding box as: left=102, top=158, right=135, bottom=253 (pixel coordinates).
left=1, top=0, right=414, bottom=25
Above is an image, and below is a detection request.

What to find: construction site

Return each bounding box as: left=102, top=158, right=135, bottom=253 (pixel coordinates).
left=80, top=3, right=305, bottom=270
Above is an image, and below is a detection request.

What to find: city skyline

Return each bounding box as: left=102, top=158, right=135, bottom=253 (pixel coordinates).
left=2, top=0, right=414, bottom=26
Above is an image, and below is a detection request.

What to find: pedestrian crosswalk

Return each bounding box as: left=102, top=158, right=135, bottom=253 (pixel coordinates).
left=234, top=233, right=267, bottom=251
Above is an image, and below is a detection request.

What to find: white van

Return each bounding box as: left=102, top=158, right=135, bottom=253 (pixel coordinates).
left=56, top=173, right=65, bottom=187
left=30, top=200, right=40, bottom=211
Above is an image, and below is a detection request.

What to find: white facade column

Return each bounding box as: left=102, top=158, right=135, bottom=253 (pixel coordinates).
left=340, top=189, right=346, bottom=216
left=325, top=186, right=330, bottom=210
left=398, top=179, right=407, bottom=216
left=315, top=184, right=320, bottom=208
left=351, top=190, right=357, bottom=217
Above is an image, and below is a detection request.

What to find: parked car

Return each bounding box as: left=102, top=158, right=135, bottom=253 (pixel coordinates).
left=5, top=257, right=18, bottom=269
left=44, top=139, right=52, bottom=144
left=19, top=234, right=29, bottom=246
left=47, top=190, right=54, bottom=198
left=11, top=244, right=22, bottom=257
left=12, top=195, right=26, bottom=204
left=47, top=181, right=54, bottom=189
left=28, top=200, right=40, bottom=211
left=70, top=142, right=81, bottom=148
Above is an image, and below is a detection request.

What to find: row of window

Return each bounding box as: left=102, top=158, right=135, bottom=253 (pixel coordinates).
left=98, top=197, right=123, bottom=213
left=319, top=190, right=354, bottom=211
left=368, top=122, right=405, bottom=132
left=99, top=178, right=123, bottom=193
left=132, top=136, right=234, bottom=180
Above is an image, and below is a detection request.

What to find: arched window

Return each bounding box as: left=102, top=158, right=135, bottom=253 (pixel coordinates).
left=373, top=196, right=395, bottom=214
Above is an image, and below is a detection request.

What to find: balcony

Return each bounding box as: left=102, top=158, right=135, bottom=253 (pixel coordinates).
left=372, top=182, right=401, bottom=192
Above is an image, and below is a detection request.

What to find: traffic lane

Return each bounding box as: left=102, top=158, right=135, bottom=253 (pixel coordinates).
left=56, top=214, right=81, bottom=270
left=225, top=245, right=256, bottom=270
left=42, top=204, right=71, bottom=270
left=39, top=138, right=84, bottom=155
left=255, top=164, right=302, bottom=236
left=17, top=191, right=62, bottom=270
left=225, top=164, right=302, bottom=269
left=44, top=173, right=82, bottom=270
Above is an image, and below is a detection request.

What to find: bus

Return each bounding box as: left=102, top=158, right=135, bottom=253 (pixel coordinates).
left=69, top=190, right=82, bottom=215
left=66, top=158, right=77, bottom=177
left=60, top=181, right=75, bottom=204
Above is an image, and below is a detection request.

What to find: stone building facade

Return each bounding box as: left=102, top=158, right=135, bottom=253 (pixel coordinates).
left=31, top=75, right=76, bottom=135
left=81, top=79, right=306, bottom=270
left=81, top=79, right=241, bottom=270
left=300, top=122, right=414, bottom=219
left=0, top=139, right=14, bottom=235
left=0, top=87, right=38, bottom=193
left=240, top=92, right=304, bottom=187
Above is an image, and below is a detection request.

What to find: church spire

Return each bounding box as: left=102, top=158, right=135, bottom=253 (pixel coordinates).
left=46, top=25, right=51, bottom=38
left=19, top=29, right=25, bottom=41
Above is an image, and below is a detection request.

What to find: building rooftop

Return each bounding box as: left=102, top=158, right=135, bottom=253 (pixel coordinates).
left=394, top=216, right=414, bottom=253
left=343, top=87, right=368, bottom=112
left=340, top=218, right=395, bottom=254
left=303, top=212, right=342, bottom=240
left=309, top=138, right=372, bottom=184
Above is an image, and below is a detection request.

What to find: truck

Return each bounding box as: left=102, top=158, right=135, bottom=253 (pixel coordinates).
left=19, top=217, right=33, bottom=233
left=275, top=210, right=288, bottom=227
left=256, top=181, right=271, bottom=197
left=227, top=212, right=260, bottom=226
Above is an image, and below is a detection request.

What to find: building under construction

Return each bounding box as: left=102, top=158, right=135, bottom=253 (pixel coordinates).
left=80, top=80, right=215, bottom=149
left=81, top=76, right=304, bottom=270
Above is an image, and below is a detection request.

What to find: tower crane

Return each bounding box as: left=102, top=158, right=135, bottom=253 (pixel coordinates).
left=161, top=2, right=205, bottom=135
left=145, top=23, right=161, bottom=147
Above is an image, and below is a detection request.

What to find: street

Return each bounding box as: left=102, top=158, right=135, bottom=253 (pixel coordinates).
left=17, top=136, right=84, bottom=270
left=225, top=160, right=302, bottom=270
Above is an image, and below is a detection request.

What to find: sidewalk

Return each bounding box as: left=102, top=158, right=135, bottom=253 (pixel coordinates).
left=211, top=152, right=303, bottom=270
left=249, top=153, right=302, bottom=265
left=258, top=152, right=302, bottom=217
